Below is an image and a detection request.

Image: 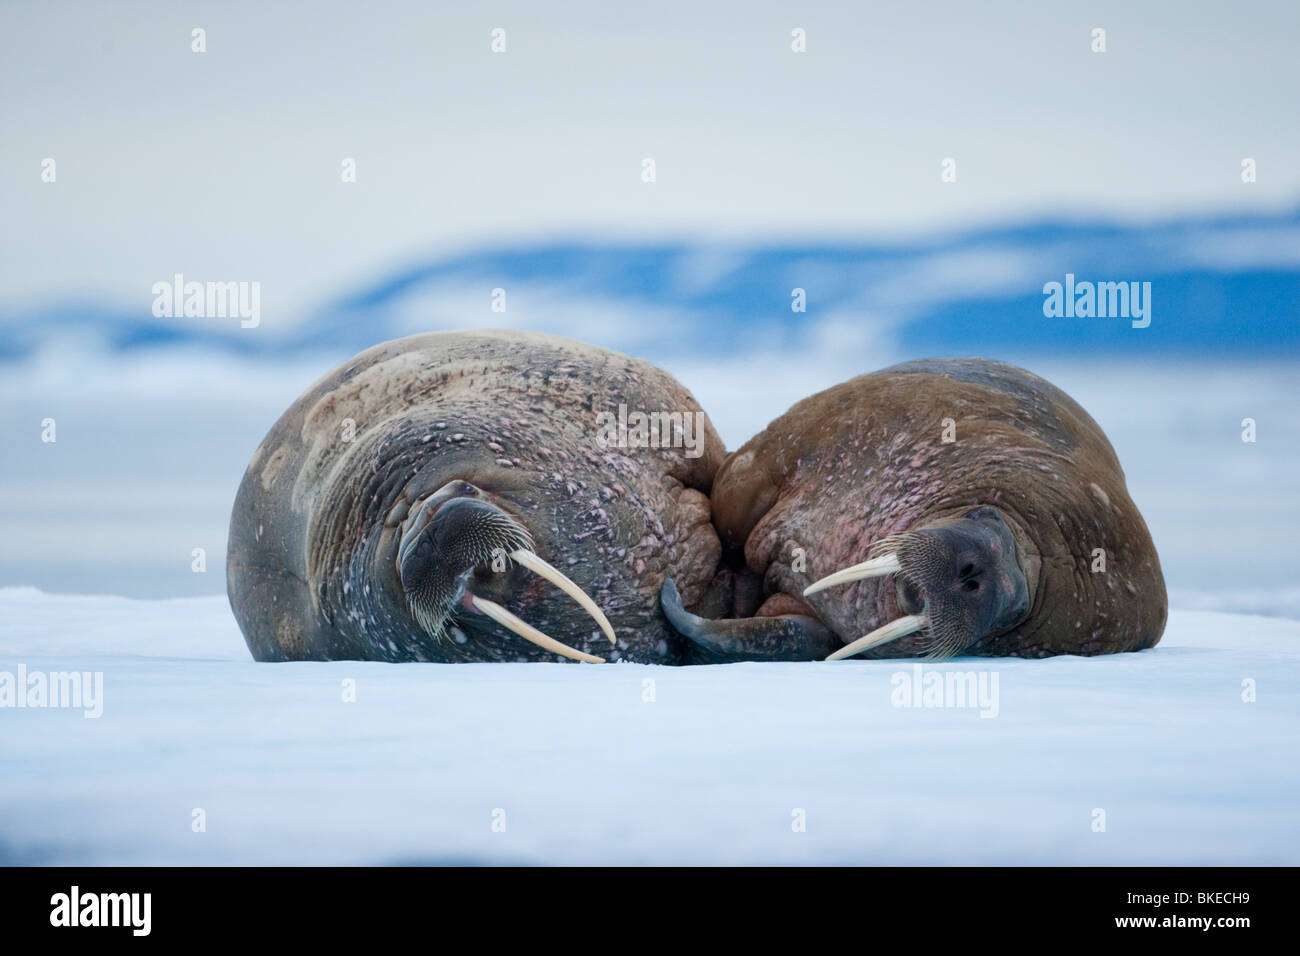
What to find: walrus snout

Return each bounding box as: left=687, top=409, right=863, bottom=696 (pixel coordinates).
left=397, top=484, right=615, bottom=663
left=894, top=508, right=1033, bottom=658
left=806, top=507, right=1034, bottom=661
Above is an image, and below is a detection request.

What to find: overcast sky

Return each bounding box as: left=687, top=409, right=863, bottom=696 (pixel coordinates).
left=3, top=0, right=1297, bottom=318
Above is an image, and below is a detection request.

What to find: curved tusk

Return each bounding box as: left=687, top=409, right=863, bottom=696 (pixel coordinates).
left=825, top=614, right=927, bottom=662
left=803, top=553, right=902, bottom=597
left=469, top=595, right=605, bottom=663
left=510, top=549, right=617, bottom=645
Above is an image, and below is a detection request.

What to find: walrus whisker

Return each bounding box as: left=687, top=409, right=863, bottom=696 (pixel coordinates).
left=509, top=548, right=617, bottom=645
left=921, top=630, right=963, bottom=661
left=803, top=553, right=902, bottom=597
left=868, top=533, right=908, bottom=560
left=468, top=595, right=605, bottom=664
left=825, top=614, right=928, bottom=662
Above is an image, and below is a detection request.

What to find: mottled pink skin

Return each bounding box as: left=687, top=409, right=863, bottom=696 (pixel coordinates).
left=742, top=428, right=958, bottom=657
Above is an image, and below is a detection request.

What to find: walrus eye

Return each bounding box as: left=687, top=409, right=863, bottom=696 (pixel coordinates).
left=803, top=507, right=1031, bottom=661
left=397, top=488, right=616, bottom=663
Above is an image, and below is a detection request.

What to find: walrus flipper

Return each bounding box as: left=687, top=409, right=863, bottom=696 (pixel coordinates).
left=660, top=579, right=839, bottom=664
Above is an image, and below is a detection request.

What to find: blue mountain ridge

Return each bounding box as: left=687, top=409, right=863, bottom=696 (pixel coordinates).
left=3, top=208, right=1296, bottom=363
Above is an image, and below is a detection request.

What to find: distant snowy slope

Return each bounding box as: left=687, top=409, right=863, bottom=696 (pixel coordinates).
left=2, top=588, right=1296, bottom=865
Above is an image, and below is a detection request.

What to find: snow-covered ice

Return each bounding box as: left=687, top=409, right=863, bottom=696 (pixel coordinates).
left=2, top=587, right=1296, bottom=865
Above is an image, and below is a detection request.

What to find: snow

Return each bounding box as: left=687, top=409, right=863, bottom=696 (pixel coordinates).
left=2, top=587, right=1296, bottom=865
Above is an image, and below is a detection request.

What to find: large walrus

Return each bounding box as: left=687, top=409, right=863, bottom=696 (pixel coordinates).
left=662, top=358, right=1166, bottom=661
left=228, top=330, right=724, bottom=663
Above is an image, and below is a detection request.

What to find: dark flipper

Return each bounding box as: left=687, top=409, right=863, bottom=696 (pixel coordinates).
left=660, top=578, right=839, bottom=664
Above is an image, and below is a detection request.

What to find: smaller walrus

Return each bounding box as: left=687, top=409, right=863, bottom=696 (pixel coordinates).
left=662, top=358, right=1166, bottom=661
left=228, top=330, right=725, bottom=664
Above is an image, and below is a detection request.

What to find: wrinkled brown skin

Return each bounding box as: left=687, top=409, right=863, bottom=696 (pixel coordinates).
left=707, top=358, right=1167, bottom=658
left=227, top=330, right=725, bottom=663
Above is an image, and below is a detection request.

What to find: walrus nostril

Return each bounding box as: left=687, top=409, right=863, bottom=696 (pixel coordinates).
left=959, top=563, right=975, bottom=579
left=963, top=579, right=979, bottom=592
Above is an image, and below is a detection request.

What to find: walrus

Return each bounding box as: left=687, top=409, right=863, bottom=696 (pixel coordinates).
left=661, top=358, right=1166, bottom=661
left=227, top=330, right=725, bottom=663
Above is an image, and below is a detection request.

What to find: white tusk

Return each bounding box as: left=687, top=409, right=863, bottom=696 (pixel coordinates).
left=469, top=595, right=605, bottom=663
left=510, top=549, right=617, bottom=645
left=825, top=614, right=927, bottom=662
left=803, top=553, right=902, bottom=597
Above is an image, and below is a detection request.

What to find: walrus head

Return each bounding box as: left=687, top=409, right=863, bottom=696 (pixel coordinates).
left=801, top=505, right=1035, bottom=660
left=663, top=358, right=1165, bottom=662
left=395, top=479, right=614, bottom=663
left=662, top=500, right=1044, bottom=663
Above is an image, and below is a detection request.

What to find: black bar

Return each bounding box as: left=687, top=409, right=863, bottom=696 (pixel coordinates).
left=0, top=866, right=1284, bottom=942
